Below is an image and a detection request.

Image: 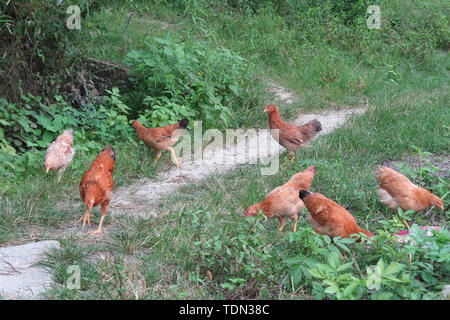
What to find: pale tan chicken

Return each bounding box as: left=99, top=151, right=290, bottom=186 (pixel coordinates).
left=44, top=129, right=75, bottom=182
left=245, top=165, right=316, bottom=232
left=376, top=166, right=444, bottom=228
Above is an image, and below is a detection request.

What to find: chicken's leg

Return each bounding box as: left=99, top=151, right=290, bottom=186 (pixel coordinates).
left=397, top=211, right=410, bottom=229
left=154, top=150, right=162, bottom=164
left=279, top=153, right=290, bottom=169
left=290, top=215, right=298, bottom=232
left=169, top=147, right=180, bottom=168
left=89, top=215, right=105, bottom=234
left=278, top=217, right=286, bottom=231
left=76, top=210, right=93, bottom=229
left=89, top=201, right=109, bottom=234
left=57, top=167, right=66, bottom=183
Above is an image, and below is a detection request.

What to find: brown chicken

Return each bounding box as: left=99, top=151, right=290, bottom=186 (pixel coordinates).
left=299, top=190, right=374, bottom=241
left=245, top=165, right=316, bottom=232
left=77, top=145, right=116, bottom=234
left=132, top=118, right=189, bottom=168
left=264, top=104, right=322, bottom=164
left=376, top=166, right=444, bottom=228
left=44, top=129, right=75, bottom=182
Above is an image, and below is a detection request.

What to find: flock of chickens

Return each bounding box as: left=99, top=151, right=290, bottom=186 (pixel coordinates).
left=44, top=104, right=444, bottom=238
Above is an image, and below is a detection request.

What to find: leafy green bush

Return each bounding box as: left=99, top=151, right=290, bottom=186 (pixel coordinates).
left=0, top=88, right=133, bottom=175
left=124, top=34, right=254, bottom=129
left=285, top=215, right=449, bottom=300
left=0, top=0, right=126, bottom=101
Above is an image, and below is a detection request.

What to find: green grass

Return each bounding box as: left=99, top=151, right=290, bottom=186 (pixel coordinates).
left=0, top=0, right=449, bottom=300
left=78, top=5, right=184, bottom=64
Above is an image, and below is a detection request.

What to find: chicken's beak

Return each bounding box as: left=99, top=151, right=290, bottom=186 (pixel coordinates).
left=263, top=109, right=268, bottom=113
left=45, top=166, right=49, bottom=174
left=439, top=205, right=444, bottom=211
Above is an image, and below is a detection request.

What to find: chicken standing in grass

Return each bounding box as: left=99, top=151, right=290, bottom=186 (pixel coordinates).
left=264, top=104, right=322, bottom=164
left=245, top=165, right=316, bottom=232
left=77, top=145, right=116, bottom=234
left=376, top=166, right=444, bottom=229
left=44, top=129, right=75, bottom=182
left=132, top=118, right=189, bottom=168
left=299, top=190, right=374, bottom=241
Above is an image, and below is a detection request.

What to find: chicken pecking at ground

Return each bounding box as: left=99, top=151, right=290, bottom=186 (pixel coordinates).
left=77, top=144, right=116, bottom=234
left=376, top=166, right=444, bottom=229
left=44, top=129, right=75, bottom=182
left=264, top=104, right=322, bottom=164
left=132, top=118, right=189, bottom=168
left=299, top=190, right=374, bottom=241
left=245, top=165, right=316, bottom=232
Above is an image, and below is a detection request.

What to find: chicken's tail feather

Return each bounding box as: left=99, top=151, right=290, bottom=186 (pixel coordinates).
left=179, top=118, right=189, bottom=129
left=360, top=228, right=374, bottom=237
left=310, top=119, right=322, bottom=133
left=299, top=189, right=311, bottom=200
left=354, top=228, right=374, bottom=242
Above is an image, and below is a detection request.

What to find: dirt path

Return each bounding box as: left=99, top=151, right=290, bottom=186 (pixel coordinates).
left=110, top=84, right=367, bottom=218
